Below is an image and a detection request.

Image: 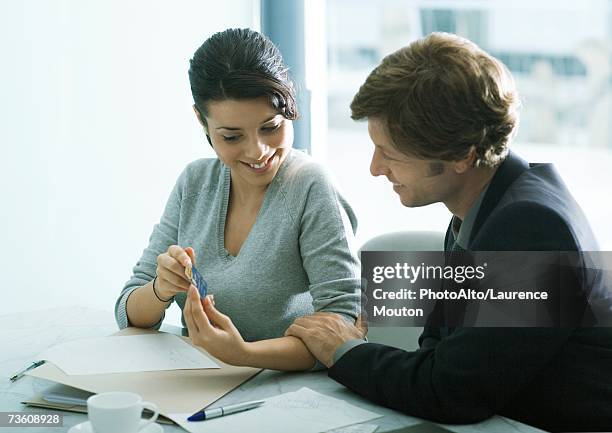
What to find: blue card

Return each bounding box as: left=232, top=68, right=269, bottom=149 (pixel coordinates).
left=191, top=265, right=208, bottom=299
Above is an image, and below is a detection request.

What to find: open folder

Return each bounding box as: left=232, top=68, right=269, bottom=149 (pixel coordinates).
left=22, top=390, right=175, bottom=426
left=23, top=327, right=261, bottom=417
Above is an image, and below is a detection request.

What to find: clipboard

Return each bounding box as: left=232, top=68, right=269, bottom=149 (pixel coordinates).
left=23, top=327, right=262, bottom=416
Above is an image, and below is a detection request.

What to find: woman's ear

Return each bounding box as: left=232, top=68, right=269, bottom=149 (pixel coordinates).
left=193, top=105, right=206, bottom=127
left=193, top=105, right=213, bottom=147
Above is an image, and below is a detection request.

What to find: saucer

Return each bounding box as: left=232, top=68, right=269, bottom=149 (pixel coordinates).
left=68, top=419, right=163, bottom=433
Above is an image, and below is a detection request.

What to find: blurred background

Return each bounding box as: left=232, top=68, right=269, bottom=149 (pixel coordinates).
left=1, top=0, right=610, bottom=325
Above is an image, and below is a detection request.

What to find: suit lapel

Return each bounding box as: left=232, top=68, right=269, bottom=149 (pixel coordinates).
left=468, top=151, right=529, bottom=247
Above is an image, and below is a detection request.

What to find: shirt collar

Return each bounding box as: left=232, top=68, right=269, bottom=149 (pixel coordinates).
left=451, top=183, right=490, bottom=249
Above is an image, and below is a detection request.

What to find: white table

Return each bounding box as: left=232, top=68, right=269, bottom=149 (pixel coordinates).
left=1, top=307, right=545, bottom=432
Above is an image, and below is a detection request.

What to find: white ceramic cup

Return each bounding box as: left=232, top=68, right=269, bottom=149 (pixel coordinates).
left=87, top=391, right=159, bottom=433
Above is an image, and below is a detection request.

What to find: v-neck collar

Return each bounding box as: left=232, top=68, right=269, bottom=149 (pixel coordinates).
left=216, top=151, right=294, bottom=261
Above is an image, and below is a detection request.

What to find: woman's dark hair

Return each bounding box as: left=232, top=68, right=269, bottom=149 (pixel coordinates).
left=189, top=28, right=298, bottom=127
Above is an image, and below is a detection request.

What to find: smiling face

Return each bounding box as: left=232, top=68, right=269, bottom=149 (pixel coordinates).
left=367, top=117, right=461, bottom=208
left=200, top=97, right=294, bottom=192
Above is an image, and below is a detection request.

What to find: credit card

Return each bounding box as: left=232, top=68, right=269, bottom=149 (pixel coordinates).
left=185, top=264, right=208, bottom=298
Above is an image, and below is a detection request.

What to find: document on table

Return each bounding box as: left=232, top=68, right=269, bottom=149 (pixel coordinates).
left=326, top=424, right=379, bottom=433
left=167, top=387, right=382, bottom=433
left=38, top=333, right=219, bottom=375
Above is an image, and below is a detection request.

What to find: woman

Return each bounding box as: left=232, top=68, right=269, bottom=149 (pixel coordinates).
left=114, top=28, right=360, bottom=371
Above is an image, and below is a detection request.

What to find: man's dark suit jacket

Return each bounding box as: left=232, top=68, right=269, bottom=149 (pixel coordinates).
left=329, top=151, right=612, bottom=432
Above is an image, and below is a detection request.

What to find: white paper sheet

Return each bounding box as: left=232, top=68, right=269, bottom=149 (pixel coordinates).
left=38, top=333, right=219, bottom=375
left=167, top=387, right=382, bottom=433
left=326, top=424, right=379, bottom=433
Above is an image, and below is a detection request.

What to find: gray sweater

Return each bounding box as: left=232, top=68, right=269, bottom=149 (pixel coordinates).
left=115, top=150, right=361, bottom=341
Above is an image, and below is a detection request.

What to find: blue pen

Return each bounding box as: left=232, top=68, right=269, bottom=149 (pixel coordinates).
left=10, top=360, right=45, bottom=381
left=187, top=400, right=265, bottom=422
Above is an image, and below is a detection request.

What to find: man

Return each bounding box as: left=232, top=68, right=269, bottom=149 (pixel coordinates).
left=286, top=33, right=612, bottom=432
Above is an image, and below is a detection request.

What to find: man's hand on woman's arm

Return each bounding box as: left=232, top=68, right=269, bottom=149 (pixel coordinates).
left=285, top=313, right=367, bottom=367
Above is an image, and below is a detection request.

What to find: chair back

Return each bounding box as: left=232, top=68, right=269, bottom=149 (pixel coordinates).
left=358, top=231, right=444, bottom=351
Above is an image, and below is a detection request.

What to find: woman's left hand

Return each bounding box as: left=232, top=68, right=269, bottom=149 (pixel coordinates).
left=183, top=286, right=250, bottom=366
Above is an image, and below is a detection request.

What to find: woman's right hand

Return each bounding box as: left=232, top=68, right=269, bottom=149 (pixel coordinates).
left=155, top=245, right=197, bottom=300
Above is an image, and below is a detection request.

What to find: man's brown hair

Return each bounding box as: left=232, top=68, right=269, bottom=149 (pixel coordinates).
left=351, top=32, right=520, bottom=167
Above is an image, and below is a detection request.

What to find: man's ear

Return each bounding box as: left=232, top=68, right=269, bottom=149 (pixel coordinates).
left=453, top=146, right=477, bottom=174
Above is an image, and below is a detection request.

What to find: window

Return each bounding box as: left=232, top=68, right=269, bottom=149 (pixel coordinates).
left=326, top=0, right=612, bottom=248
